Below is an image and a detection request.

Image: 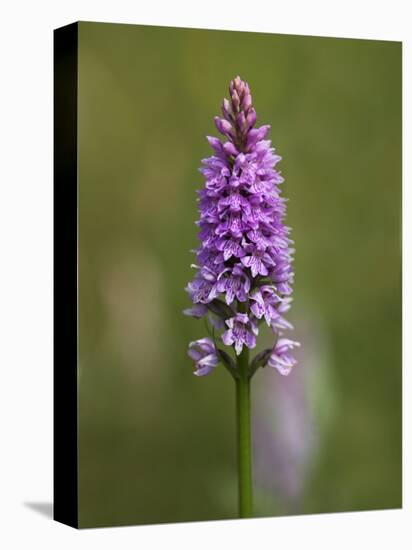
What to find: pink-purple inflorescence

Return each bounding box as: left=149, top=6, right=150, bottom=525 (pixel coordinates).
left=185, top=76, right=299, bottom=377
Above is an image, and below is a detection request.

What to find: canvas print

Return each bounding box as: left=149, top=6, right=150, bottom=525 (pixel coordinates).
left=54, top=21, right=402, bottom=528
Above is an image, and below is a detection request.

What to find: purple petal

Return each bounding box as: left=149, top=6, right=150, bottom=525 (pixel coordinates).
left=222, top=329, right=234, bottom=346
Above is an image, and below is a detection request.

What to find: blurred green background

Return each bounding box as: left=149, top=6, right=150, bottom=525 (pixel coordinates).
left=77, top=22, right=402, bottom=528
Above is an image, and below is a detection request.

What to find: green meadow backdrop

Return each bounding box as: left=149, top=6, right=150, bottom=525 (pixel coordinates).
left=77, top=22, right=402, bottom=527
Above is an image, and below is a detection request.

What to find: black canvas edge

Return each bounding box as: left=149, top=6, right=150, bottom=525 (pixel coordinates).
left=53, top=22, right=79, bottom=529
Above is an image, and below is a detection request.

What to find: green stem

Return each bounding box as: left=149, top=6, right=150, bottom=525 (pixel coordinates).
left=236, top=344, right=253, bottom=518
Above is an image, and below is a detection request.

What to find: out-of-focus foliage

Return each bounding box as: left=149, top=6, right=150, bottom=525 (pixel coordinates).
left=77, top=22, right=401, bottom=527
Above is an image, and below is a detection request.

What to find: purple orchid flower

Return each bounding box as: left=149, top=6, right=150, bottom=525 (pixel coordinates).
left=216, top=265, right=251, bottom=305
left=240, top=244, right=275, bottom=278
left=188, top=338, right=219, bottom=376
left=184, top=75, right=299, bottom=376
left=250, top=285, right=283, bottom=325
left=222, top=313, right=258, bottom=356
left=268, top=339, right=301, bottom=376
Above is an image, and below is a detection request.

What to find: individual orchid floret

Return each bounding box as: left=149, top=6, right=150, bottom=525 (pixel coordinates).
left=185, top=275, right=218, bottom=304
left=240, top=244, right=275, bottom=278
left=216, top=265, right=251, bottom=305
left=250, top=285, right=283, bottom=326
left=222, top=313, right=258, bottom=356
left=267, top=339, right=301, bottom=376
left=188, top=338, right=219, bottom=377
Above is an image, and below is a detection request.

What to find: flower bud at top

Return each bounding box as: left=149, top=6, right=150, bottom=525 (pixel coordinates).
left=246, top=108, right=257, bottom=129
left=242, top=91, right=252, bottom=111
left=236, top=111, right=247, bottom=133
left=233, top=75, right=245, bottom=97
left=231, top=89, right=240, bottom=111
left=214, top=116, right=234, bottom=137
left=222, top=98, right=233, bottom=121
left=223, top=141, right=239, bottom=157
